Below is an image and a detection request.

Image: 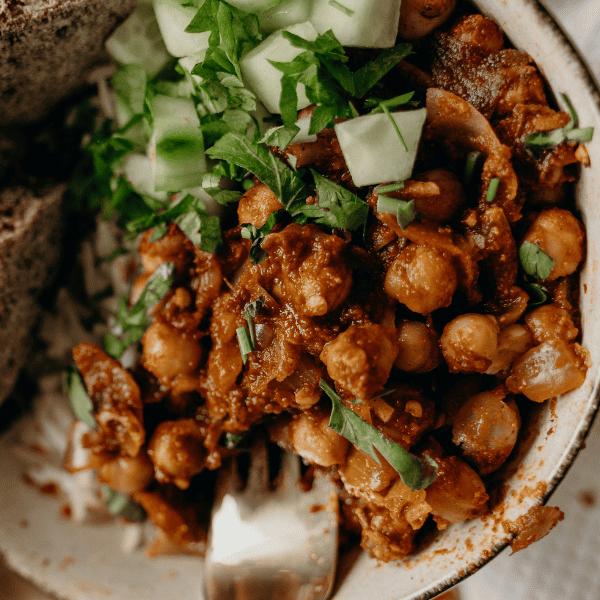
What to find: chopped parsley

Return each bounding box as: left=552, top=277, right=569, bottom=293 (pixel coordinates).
left=63, top=367, right=96, bottom=429
left=320, top=380, right=437, bottom=491
left=104, top=262, right=176, bottom=359
left=519, top=242, right=554, bottom=281
left=524, top=282, right=550, bottom=307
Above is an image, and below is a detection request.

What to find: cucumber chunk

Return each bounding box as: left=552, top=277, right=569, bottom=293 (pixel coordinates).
left=334, top=109, right=427, bottom=187
left=240, top=21, right=318, bottom=114
left=148, top=95, right=206, bottom=192
left=105, top=0, right=171, bottom=77
left=259, top=0, right=311, bottom=34
left=310, top=0, right=402, bottom=47
left=153, top=0, right=210, bottom=58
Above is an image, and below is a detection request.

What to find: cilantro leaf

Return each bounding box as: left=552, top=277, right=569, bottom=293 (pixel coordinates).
left=260, top=124, right=301, bottom=149
left=352, top=43, right=412, bottom=98
left=63, top=367, right=96, bottom=429
left=291, top=170, right=368, bottom=231
left=364, top=92, right=416, bottom=114
left=524, top=282, right=549, bottom=307
left=519, top=241, right=554, bottom=280
left=207, top=132, right=308, bottom=208
left=320, top=380, right=438, bottom=491
left=241, top=209, right=292, bottom=264
left=104, top=262, right=176, bottom=359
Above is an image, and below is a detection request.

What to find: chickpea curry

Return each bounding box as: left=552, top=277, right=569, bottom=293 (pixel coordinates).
left=67, top=6, right=591, bottom=563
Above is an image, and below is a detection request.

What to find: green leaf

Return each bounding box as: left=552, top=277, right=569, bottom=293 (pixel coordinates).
left=320, top=380, right=438, bottom=491
left=524, top=282, right=549, bottom=307
left=353, top=43, right=412, bottom=98
left=104, top=262, right=176, bottom=359
left=125, top=193, right=199, bottom=237
left=519, top=241, right=554, bottom=280
left=207, top=132, right=309, bottom=208
left=241, top=209, right=292, bottom=264
left=102, top=485, right=146, bottom=521
left=364, top=92, right=415, bottom=114
left=294, top=170, right=368, bottom=231
left=260, top=124, right=301, bottom=149
left=63, top=367, right=96, bottom=429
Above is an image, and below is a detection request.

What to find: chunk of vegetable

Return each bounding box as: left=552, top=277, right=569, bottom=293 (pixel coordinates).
left=153, top=0, right=210, bottom=58
left=259, top=0, right=311, bottom=33
left=240, top=21, right=318, bottom=114
left=310, top=0, right=402, bottom=48
left=335, top=109, right=427, bottom=186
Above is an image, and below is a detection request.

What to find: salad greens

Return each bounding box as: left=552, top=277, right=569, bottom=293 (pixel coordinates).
left=519, top=242, right=555, bottom=281
left=320, top=380, right=438, bottom=491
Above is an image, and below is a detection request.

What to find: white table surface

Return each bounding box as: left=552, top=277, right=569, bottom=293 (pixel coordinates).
left=2, top=1, right=600, bottom=599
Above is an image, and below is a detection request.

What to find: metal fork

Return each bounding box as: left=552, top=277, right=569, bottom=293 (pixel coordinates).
left=204, top=439, right=339, bottom=600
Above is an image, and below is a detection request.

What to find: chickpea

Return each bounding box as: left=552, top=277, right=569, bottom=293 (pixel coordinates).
left=394, top=319, right=442, bottom=373
left=237, top=182, right=283, bottom=228
left=524, top=304, right=578, bottom=344
left=522, top=208, right=584, bottom=280
left=138, top=226, right=192, bottom=275
left=384, top=244, right=458, bottom=315
left=141, top=321, right=203, bottom=384
left=148, top=419, right=207, bottom=490
left=320, top=324, right=398, bottom=400
left=290, top=409, right=349, bottom=467
left=97, top=452, right=155, bottom=495
left=452, top=389, right=519, bottom=475
left=441, top=314, right=499, bottom=373
left=485, top=324, right=533, bottom=374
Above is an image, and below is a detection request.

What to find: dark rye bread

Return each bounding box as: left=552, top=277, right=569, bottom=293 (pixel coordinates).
left=0, top=185, right=64, bottom=405
left=0, top=0, right=135, bottom=125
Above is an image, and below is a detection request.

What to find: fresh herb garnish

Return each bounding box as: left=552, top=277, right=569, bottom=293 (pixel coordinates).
left=291, top=170, right=369, bottom=231
left=376, top=182, right=405, bottom=194
left=102, top=485, right=145, bottom=521
left=236, top=296, right=265, bottom=364
left=377, top=194, right=416, bottom=230
left=328, top=0, right=355, bottom=16
left=259, top=123, right=301, bottom=150
left=524, top=282, right=550, bottom=307
left=364, top=92, right=416, bottom=114
left=320, top=380, right=437, bottom=491
left=104, top=262, right=176, bottom=359
left=524, top=92, right=594, bottom=157
left=519, top=241, right=554, bottom=280
left=63, top=367, right=96, bottom=429
left=241, top=209, right=293, bottom=264
left=207, top=131, right=309, bottom=208
left=464, top=150, right=483, bottom=186
left=485, top=177, right=500, bottom=203
left=270, top=31, right=412, bottom=133
left=381, top=103, right=408, bottom=151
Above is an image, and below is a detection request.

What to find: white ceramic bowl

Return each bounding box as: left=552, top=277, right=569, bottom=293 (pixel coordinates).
left=1, top=1, right=600, bottom=598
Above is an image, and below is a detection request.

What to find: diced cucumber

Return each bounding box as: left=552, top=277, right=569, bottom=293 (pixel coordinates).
left=148, top=95, right=206, bottom=191
left=153, top=0, right=210, bottom=58
left=227, top=0, right=283, bottom=13
left=334, top=109, right=427, bottom=187
left=114, top=96, right=149, bottom=148
left=150, top=122, right=207, bottom=191
left=259, top=0, right=311, bottom=33
left=118, top=153, right=170, bottom=201
left=310, top=0, right=402, bottom=47
left=105, top=0, right=171, bottom=77
left=240, top=22, right=318, bottom=114
left=151, top=93, right=200, bottom=125
left=179, top=51, right=207, bottom=85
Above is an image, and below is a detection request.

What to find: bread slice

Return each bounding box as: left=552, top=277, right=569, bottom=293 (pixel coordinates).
left=0, top=0, right=136, bottom=125
left=0, top=185, right=65, bottom=405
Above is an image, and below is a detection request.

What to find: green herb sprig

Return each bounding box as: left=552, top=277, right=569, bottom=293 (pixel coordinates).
left=320, top=380, right=438, bottom=491
left=102, top=484, right=146, bottom=521
left=519, top=242, right=554, bottom=280
left=63, top=367, right=96, bottom=429
left=104, top=262, right=176, bottom=359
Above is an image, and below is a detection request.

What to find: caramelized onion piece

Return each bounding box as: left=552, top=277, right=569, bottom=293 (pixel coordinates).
left=426, top=88, right=518, bottom=214
left=72, top=342, right=145, bottom=457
